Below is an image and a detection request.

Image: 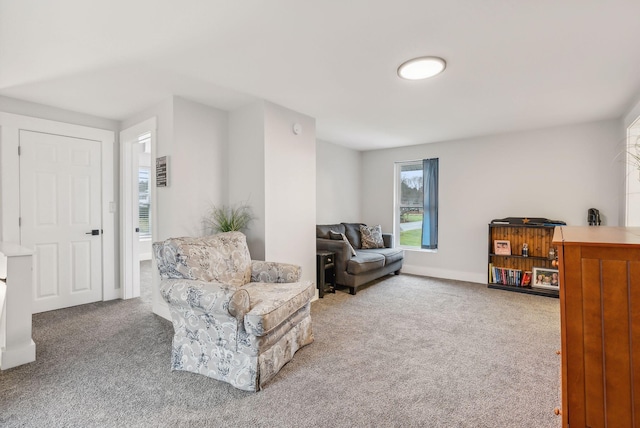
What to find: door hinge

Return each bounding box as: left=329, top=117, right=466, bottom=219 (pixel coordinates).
left=18, top=217, right=21, bottom=227
left=18, top=146, right=21, bottom=156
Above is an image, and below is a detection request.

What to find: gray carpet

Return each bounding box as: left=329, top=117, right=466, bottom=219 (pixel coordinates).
left=0, top=264, right=561, bottom=427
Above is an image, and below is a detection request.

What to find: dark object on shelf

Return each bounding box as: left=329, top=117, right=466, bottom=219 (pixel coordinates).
left=316, top=251, right=336, bottom=298
left=491, top=217, right=566, bottom=226
left=587, top=208, right=601, bottom=226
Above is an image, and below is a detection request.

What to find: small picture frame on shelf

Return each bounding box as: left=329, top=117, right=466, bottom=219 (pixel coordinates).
left=532, top=267, right=559, bottom=290
left=493, top=240, right=511, bottom=255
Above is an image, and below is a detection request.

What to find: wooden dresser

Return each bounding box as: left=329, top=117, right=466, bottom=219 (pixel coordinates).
left=553, top=226, right=640, bottom=427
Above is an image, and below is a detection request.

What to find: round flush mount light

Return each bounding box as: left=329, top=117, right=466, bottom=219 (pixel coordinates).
left=397, top=56, right=446, bottom=80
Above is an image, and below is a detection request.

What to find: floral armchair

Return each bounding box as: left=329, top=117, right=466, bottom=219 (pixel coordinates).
left=153, top=231, right=314, bottom=391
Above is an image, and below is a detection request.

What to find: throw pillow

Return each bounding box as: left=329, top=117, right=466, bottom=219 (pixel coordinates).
left=340, top=232, right=357, bottom=256
left=329, top=231, right=343, bottom=240
left=360, top=225, right=385, bottom=249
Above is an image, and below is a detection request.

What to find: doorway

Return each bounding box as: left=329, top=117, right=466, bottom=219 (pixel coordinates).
left=120, top=118, right=156, bottom=300
left=19, top=130, right=103, bottom=313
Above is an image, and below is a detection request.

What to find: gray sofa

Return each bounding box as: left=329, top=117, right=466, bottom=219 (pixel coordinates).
left=316, top=223, right=404, bottom=295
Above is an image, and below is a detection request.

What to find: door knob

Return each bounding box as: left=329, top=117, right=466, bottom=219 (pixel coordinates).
left=85, top=229, right=100, bottom=236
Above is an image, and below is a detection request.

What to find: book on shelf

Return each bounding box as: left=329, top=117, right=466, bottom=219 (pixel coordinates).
left=489, top=265, right=531, bottom=287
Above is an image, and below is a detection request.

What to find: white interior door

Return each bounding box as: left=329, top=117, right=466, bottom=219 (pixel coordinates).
left=19, top=130, right=102, bottom=313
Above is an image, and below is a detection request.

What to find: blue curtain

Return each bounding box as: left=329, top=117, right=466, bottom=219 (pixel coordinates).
left=421, top=158, right=438, bottom=249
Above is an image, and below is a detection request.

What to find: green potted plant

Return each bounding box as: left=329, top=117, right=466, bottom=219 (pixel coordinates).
left=204, top=202, right=255, bottom=234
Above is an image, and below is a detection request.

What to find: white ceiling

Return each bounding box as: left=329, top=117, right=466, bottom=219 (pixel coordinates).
left=2, top=1, right=640, bottom=150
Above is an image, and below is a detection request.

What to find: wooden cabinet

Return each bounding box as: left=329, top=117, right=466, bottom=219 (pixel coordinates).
left=553, top=226, right=640, bottom=428
left=487, top=221, right=559, bottom=297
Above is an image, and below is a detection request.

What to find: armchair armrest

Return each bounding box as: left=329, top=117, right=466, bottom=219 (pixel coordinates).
left=382, top=233, right=394, bottom=248
left=251, top=261, right=301, bottom=283
left=160, top=278, right=250, bottom=320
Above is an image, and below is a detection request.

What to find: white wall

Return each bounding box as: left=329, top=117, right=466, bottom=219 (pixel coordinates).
left=171, top=97, right=228, bottom=237
left=263, top=102, right=316, bottom=287
left=624, top=97, right=640, bottom=129
left=316, top=140, right=361, bottom=224
left=122, top=96, right=228, bottom=241
left=228, top=101, right=266, bottom=260
left=229, top=100, right=316, bottom=287
left=360, top=119, right=624, bottom=283
left=0, top=95, right=119, bottom=131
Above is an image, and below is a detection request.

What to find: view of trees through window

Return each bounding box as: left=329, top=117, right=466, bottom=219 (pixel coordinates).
left=399, top=162, right=423, bottom=247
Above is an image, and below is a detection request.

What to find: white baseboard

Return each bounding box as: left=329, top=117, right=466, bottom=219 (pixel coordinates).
left=401, top=264, right=486, bottom=284
left=0, top=339, right=35, bottom=370
left=153, top=300, right=171, bottom=321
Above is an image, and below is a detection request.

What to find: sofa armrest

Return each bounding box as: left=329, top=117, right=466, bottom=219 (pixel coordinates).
left=317, top=237, right=352, bottom=268
left=382, top=233, right=394, bottom=248
left=250, top=261, right=301, bottom=283
left=160, top=278, right=250, bottom=320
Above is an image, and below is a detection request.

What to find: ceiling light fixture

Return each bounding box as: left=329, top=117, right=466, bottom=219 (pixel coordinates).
left=397, top=56, right=446, bottom=80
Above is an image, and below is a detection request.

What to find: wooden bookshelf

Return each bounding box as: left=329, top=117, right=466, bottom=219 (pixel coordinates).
left=487, top=220, right=561, bottom=298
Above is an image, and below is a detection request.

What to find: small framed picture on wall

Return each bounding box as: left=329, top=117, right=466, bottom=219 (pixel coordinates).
left=493, top=240, right=511, bottom=255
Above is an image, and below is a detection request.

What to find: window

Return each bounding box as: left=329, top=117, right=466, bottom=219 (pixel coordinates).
left=396, top=158, right=439, bottom=249
left=627, top=117, right=640, bottom=226
left=138, top=133, right=151, bottom=239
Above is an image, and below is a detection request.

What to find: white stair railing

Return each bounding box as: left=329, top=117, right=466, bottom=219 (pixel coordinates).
left=0, top=243, right=35, bottom=370
left=0, top=280, right=5, bottom=321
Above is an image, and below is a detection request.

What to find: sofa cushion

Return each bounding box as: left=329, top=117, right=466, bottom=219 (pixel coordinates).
left=366, top=247, right=404, bottom=265
left=360, top=224, right=385, bottom=249
left=316, top=224, right=346, bottom=239
left=242, top=281, right=315, bottom=336
left=346, top=251, right=385, bottom=275
left=342, top=223, right=365, bottom=249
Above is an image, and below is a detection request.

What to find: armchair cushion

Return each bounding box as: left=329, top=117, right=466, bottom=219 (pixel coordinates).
left=242, top=281, right=315, bottom=336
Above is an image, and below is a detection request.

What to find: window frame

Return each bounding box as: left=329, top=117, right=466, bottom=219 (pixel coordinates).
left=395, top=160, right=434, bottom=251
